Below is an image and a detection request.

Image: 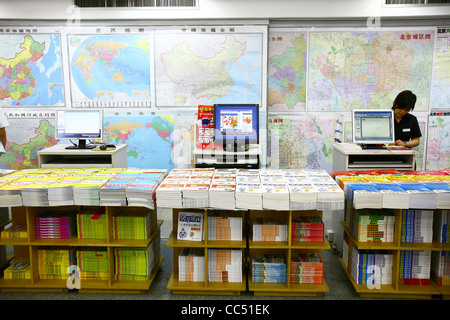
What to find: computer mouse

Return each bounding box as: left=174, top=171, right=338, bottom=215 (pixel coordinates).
left=99, top=144, right=107, bottom=150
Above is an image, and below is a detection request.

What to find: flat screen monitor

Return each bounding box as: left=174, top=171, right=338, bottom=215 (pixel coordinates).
left=56, top=109, right=103, bottom=149
left=214, top=104, right=259, bottom=151
left=352, top=109, right=395, bottom=148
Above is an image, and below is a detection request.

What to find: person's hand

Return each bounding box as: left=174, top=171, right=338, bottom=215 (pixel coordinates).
left=394, top=139, right=407, bottom=147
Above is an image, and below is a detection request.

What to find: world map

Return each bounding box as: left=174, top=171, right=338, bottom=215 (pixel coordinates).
left=69, top=34, right=151, bottom=107
left=102, top=110, right=174, bottom=170
left=154, top=32, right=263, bottom=107
left=268, top=31, right=307, bottom=112
left=0, top=34, right=64, bottom=107
left=267, top=115, right=343, bottom=173
left=308, top=30, right=435, bottom=111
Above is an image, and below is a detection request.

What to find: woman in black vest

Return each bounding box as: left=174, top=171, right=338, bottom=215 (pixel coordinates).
left=391, top=90, right=421, bottom=149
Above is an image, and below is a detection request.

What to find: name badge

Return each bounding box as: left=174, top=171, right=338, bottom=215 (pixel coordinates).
left=402, top=128, right=411, bottom=132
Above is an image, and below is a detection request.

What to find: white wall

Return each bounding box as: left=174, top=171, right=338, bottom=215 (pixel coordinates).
left=0, top=0, right=449, bottom=22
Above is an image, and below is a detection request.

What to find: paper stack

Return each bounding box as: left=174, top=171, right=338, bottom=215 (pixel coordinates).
left=401, top=210, right=433, bottom=243
left=431, top=251, right=450, bottom=286
left=182, top=178, right=211, bottom=208
left=399, top=183, right=437, bottom=209
left=291, top=216, right=324, bottom=242
left=38, top=247, right=74, bottom=280
left=4, top=261, right=31, bottom=280
left=345, top=183, right=382, bottom=209
left=113, top=209, right=153, bottom=240
left=35, top=210, right=77, bottom=239
left=290, top=253, right=323, bottom=284
left=209, top=181, right=236, bottom=210
left=287, top=182, right=317, bottom=210
left=351, top=248, right=393, bottom=285
left=20, top=178, right=55, bottom=206
left=252, top=217, right=287, bottom=242
left=126, top=178, right=159, bottom=209
left=178, top=247, right=205, bottom=282
left=114, top=241, right=156, bottom=281
left=372, top=183, right=410, bottom=209
left=208, top=216, right=242, bottom=241
left=73, top=176, right=110, bottom=206
left=399, top=250, right=431, bottom=285
left=261, top=183, right=290, bottom=210
left=176, top=211, right=203, bottom=241
left=77, top=248, right=109, bottom=280
left=252, top=254, right=287, bottom=283
left=313, top=182, right=344, bottom=210
left=208, top=249, right=242, bottom=283
left=0, top=175, right=23, bottom=206
left=47, top=177, right=82, bottom=206
left=156, top=181, right=186, bottom=208
left=433, top=210, right=449, bottom=243
left=235, top=182, right=263, bottom=210
left=100, top=177, right=135, bottom=206
left=77, top=207, right=107, bottom=240
left=353, top=209, right=395, bottom=242
left=423, top=182, right=450, bottom=209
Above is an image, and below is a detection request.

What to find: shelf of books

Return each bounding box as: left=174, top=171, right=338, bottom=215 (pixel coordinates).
left=334, top=169, right=450, bottom=299
left=248, top=209, right=330, bottom=297
left=166, top=208, right=247, bottom=295
left=0, top=167, right=168, bottom=294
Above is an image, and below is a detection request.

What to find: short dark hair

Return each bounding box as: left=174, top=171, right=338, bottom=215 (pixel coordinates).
left=392, top=90, right=417, bottom=111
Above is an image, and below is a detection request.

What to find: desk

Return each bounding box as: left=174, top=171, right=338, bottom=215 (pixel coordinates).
left=38, top=144, right=128, bottom=168
left=332, top=143, right=417, bottom=172
left=193, top=146, right=260, bottom=169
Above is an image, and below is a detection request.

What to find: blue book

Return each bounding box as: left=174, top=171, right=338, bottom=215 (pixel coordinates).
left=398, top=183, right=436, bottom=209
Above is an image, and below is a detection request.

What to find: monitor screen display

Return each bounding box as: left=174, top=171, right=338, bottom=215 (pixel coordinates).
left=352, top=109, right=395, bottom=145
left=214, top=104, right=259, bottom=150
left=56, top=109, right=103, bottom=149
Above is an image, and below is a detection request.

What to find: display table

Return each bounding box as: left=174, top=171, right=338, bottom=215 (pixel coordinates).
left=193, top=146, right=260, bottom=169
left=332, top=143, right=417, bottom=172
left=38, top=144, right=128, bottom=168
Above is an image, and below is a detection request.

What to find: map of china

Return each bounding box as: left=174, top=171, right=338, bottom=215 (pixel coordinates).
left=0, top=36, right=45, bottom=104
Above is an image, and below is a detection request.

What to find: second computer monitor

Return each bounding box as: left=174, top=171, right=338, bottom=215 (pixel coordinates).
left=352, top=109, right=395, bottom=148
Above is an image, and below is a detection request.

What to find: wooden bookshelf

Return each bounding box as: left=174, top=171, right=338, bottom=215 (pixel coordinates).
left=166, top=208, right=247, bottom=295
left=340, top=200, right=449, bottom=299
left=248, top=209, right=330, bottom=297
left=0, top=205, right=163, bottom=294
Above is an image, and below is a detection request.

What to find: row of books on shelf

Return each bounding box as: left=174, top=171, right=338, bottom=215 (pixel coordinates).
left=1, top=207, right=155, bottom=241
left=350, top=208, right=449, bottom=244
left=0, top=167, right=168, bottom=209
left=156, top=168, right=344, bottom=211
left=332, top=169, right=450, bottom=210
left=178, top=248, right=242, bottom=283
left=4, top=240, right=159, bottom=282
left=343, top=240, right=450, bottom=286
left=175, top=211, right=325, bottom=243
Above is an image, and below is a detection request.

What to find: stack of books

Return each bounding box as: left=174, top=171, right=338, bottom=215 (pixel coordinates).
left=114, top=241, right=156, bottom=281
left=433, top=210, right=449, bottom=243
left=372, top=183, right=410, bottom=209
left=178, top=247, right=205, bottom=282
left=235, top=182, right=263, bottom=210
left=176, top=211, right=203, bottom=241
left=77, top=207, right=107, bottom=240
left=261, top=183, right=290, bottom=210
left=423, top=182, right=450, bottom=209
left=291, top=216, right=324, bottom=242
left=352, top=209, right=395, bottom=243
left=38, top=247, right=74, bottom=280
left=208, top=249, right=242, bottom=283
left=345, top=183, right=382, bottom=209
left=350, top=248, right=393, bottom=285
left=290, top=253, right=323, bottom=284
left=20, top=178, right=52, bottom=206
left=77, top=248, right=109, bottom=280
left=252, top=254, right=287, bottom=283
left=287, top=182, right=317, bottom=210
left=399, top=250, right=431, bottom=285
left=47, top=177, right=82, bottom=206
left=182, top=178, right=211, bottom=208
left=207, top=216, right=242, bottom=241
left=401, top=210, right=433, bottom=243
left=0, top=175, right=24, bottom=207
left=314, top=182, right=345, bottom=210
left=431, top=251, right=450, bottom=286
left=113, top=209, right=153, bottom=240
left=100, top=177, right=135, bottom=206
left=73, top=176, right=110, bottom=206
left=209, top=181, right=236, bottom=210
left=125, top=177, right=159, bottom=209
left=155, top=180, right=186, bottom=208
left=35, top=210, right=77, bottom=239
left=1, top=225, right=27, bottom=239
left=400, top=183, right=437, bottom=209
left=4, top=261, right=31, bottom=279
left=252, top=218, right=287, bottom=242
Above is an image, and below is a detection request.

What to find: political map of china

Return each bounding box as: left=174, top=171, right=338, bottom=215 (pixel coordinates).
left=0, top=34, right=64, bottom=107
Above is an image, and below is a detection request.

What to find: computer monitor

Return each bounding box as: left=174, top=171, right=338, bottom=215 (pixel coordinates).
left=56, top=109, right=103, bottom=149
left=214, top=104, right=259, bottom=151
left=352, top=109, right=395, bottom=149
